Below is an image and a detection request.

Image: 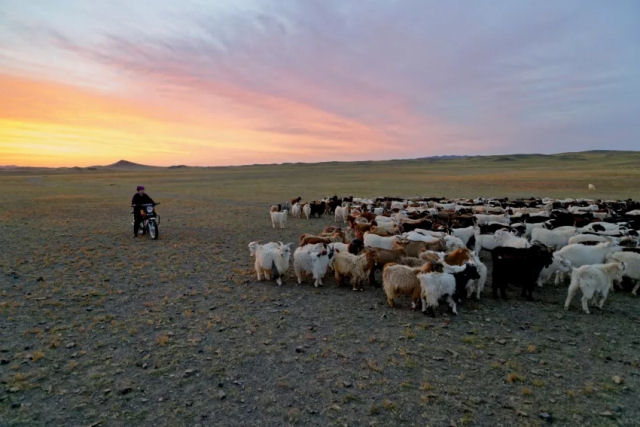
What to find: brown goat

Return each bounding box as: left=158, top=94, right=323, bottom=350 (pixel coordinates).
left=319, top=229, right=346, bottom=243
left=419, top=250, right=442, bottom=264
left=415, top=261, right=445, bottom=274
left=361, top=211, right=376, bottom=222
left=443, top=248, right=471, bottom=266
left=298, top=233, right=332, bottom=246
left=321, top=226, right=341, bottom=234
left=352, top=222, right=373, bottom=237
left=383, top=261, right=444, bottom=308
left=368, top=225, right=395, bottom=237
left=398, top=256, right=424, bottom=267
left=368, top=246, right=407, bottom=285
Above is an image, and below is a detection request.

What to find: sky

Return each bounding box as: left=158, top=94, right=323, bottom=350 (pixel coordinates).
left=0, top=0, right=638, bottom=167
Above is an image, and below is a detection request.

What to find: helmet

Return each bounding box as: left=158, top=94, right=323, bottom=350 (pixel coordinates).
left=136, top=185, right=145, bottom=191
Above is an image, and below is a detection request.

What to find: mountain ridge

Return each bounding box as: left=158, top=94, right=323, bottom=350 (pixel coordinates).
left=2, top=150, right=639, bottom=170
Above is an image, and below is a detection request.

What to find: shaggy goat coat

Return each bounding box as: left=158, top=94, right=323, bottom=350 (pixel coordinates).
left=293, top=243, right=335, bottom=287
left=564, top=262, right=624, bottom=313
left=332, top=250, right=375, bottom=290
left=248, top=241, right=292, bottom=286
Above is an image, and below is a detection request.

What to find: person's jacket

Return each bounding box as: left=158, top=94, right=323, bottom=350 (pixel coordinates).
left=131, top=193, right=155, bottom=208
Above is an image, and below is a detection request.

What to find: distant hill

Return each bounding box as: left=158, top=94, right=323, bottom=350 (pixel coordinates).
left=3, top=150, right=638, bottom=171
left=104, top=160, right=153, bottom=169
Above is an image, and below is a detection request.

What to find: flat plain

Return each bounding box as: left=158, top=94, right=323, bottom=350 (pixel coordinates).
left=1, top=151, right=640, bottom=425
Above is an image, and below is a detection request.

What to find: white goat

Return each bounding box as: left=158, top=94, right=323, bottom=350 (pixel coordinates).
left=465, top=253, right=487, bottom=300
left=328, top=242, right=349, bottom=253
left=568, top=234, right=614, bottom=246
left=580, top=222, right=626, bottom=236
left=335, top=205, right=349, bottom=223
left=564, top=262, right=624, bottom=313
left=553, top=242, right=621, bottom=284
left=302, top=203, right=311, bottom=220
left=270, top=210, right=287, bottom=229
left=537, top=253, right=573, bottom=287
left=474, top=213, right=510, bottom=225
left=555, top=242, right=621, bottom=268
left=443, top=235, right=466, bottom=251
left=293, top=243, right=335, bottom=287
left=291, top=203, right=301, bottom=218
left=248, top=241, right=292, bottom=286
left=375, top=215, right=396, bottom=226
left=532, top=227, right=576, bottom=251
left=474, top=229, right=530, bottom=254
left=402, top=230, right=444, bottom=243
left=524, top=222, right=548, bottom=239
left=390, top=201, right=405, bottom=210
left=606, top=251, right=640, bottom=295
left=417, top=272, right=458, bottom=315
left=436, top=202, right=458, bottom=211
left=451, top=226, right=475, bottom=247
left=364, top=232, right=404, bottom=250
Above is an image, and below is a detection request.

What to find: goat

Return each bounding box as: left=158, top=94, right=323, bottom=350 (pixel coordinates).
left=248, top=241, right=292, bottom=286
left=335, top=205, right=349, bottom=224
left=302, top=203, right=311, bottom=220
left=475, top=229, right=530, bottom=254
left=465, top=253, right=487, bottom=300
left=363, top=232, right=405, bottom=250
left=531, top=227, right=576, bottom=251
left=270, top=210, right=287, bottom=229
left=291, top=202, right=301, bottom=218
left=333, top=250, right=376, bottom=290
left=554, top=242, right=621, bottom=271
left=293, top=243, right=335, bottom=287
left=606, top=251, right=640, bottom=295
left=382, top=262, right=441, bottom=309
left=417, top=263, right=479, bottom=316
left=491, top=245, right=553, bottom=300
left=564, top=262, right=624, bottom=313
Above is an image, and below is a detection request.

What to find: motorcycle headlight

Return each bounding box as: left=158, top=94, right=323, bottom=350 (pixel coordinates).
left=146, top=206, right=154, bottom=213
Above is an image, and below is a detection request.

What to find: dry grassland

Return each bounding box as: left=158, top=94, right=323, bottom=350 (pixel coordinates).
left=1, top=151, right=639, bottom=425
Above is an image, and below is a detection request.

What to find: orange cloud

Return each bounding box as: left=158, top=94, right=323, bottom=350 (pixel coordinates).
left=0, top=73, right=394, bottom=167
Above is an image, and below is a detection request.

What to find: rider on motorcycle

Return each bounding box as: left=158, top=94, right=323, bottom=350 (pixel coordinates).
left=131, top=185, right=155, bottom=237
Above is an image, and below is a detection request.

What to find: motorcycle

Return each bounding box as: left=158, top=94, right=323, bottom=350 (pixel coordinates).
left=132, top=203, right=160, bottom=240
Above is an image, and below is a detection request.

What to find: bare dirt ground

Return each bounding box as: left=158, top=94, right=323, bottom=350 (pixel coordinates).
left=1, top=164, right=639, bottom=426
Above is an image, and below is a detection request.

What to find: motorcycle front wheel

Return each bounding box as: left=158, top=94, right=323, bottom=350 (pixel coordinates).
left=149, top=221, right=158, bottom=240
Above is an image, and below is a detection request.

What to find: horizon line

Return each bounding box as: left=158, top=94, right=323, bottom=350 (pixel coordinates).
left=1, top=149, right=636, bottom=170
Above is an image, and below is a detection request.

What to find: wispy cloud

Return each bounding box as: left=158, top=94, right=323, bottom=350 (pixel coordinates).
left=0, top=0, right=638, bottom=166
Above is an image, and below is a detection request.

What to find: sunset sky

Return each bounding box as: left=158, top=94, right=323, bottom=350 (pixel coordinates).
left=1, top=1, right=638, bottom=167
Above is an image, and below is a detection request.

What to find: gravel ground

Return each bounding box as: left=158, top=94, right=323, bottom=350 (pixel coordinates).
left=1, top=176, right=639, bottom=426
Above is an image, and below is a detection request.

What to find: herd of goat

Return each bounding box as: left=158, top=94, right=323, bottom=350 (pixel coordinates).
left=251, top=195, right=640, bottom=316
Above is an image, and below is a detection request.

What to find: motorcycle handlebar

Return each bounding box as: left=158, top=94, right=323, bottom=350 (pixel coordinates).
left=131, top=202, right=159, bottom=207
